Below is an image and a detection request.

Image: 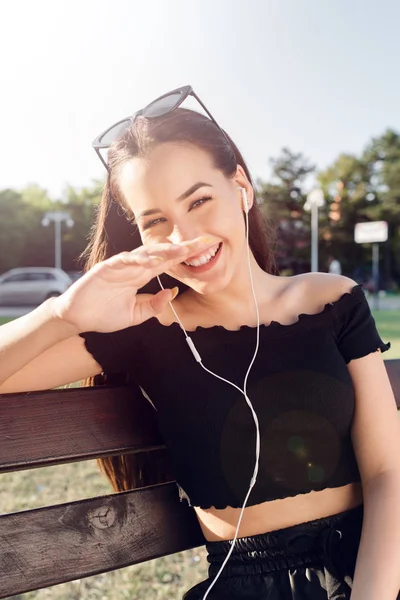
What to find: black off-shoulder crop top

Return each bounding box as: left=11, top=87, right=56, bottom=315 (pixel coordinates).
left=80, top=284, right=390, bottom=509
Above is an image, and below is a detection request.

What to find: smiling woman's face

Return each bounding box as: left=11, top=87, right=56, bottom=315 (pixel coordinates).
left=118, top=142, right=252, bottom=295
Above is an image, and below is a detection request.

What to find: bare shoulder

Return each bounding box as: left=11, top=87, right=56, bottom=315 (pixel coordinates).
left=283, top=272, right=359, bottom=314
left=298, top=272, right=358, bottom=301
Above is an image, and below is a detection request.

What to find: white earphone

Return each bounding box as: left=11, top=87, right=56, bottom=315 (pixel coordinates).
left=240, top=186, right=249, bottom=213
left=157, top=184, right=259, bottom=599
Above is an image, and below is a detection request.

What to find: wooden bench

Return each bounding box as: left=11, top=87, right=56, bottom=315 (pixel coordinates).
left=1, top=359, right=400, bottom=598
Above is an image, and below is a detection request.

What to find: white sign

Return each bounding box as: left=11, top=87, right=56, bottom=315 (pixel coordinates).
left=354, top=221, right=388, bottom=244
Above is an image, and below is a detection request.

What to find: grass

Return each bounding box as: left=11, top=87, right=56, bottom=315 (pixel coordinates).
left=0, top=461, right=208, bottom=600
left=372, top=310, right=400, bottom=360
left=1, top=308, right=399, bottom=598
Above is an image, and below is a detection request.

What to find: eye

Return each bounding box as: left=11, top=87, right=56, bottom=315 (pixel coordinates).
left=142, top=217, right=166, bottom=230
left=189, top=196, right=212, bottom=211
left=142, top=196, right=212, bottom=230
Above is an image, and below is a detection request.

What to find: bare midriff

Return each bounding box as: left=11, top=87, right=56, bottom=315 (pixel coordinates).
left=194, top=482, right=363, bottom=542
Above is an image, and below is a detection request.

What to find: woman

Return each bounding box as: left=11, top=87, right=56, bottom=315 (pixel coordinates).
left=1, top=86, right=400, bottom=599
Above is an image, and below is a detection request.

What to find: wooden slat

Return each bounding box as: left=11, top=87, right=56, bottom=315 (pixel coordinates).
left=0, top=385, right=165, bottom=472
left=0, top=482, right=205, bottom=598
left=386, top=359, right=400, bottom=407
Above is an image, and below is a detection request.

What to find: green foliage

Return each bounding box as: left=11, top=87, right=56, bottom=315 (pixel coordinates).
left=0, top=189, right=44, bottom=272
left=257, top=148, right=316, bottom=273
left=317, top=153, right=372, bottom=275
left=253, top=129, right=400, bottom=283
left=317, top=129, right=400, bottom=285
left=0, top=317, right=12, bottom=325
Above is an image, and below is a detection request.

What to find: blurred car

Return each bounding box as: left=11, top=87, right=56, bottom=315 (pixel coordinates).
left=0, top=267, right=72, bottom=306
left=66, top=271, right=83, bottom=282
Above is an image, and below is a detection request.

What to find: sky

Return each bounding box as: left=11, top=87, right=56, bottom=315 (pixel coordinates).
left=0, top=0, right=399, bottom=199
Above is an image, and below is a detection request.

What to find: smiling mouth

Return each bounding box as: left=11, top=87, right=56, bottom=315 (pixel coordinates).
left=182, top=242, right=222, bottom=268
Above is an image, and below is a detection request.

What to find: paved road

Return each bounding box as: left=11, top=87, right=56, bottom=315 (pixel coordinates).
left=0, top=306, right=37, bottom=318
left=1, top=293, right=400, bottom=320
left=365, top=294, right=400, bottom=311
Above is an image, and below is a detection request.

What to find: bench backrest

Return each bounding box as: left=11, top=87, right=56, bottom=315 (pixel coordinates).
left=1, top=359, right=399, bottom=598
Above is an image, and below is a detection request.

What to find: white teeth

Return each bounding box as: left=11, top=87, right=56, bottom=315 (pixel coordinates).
left=185, top=244, right=220, bottom=267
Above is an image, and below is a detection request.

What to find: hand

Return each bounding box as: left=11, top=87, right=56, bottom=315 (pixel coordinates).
left=51, top=237, right=212, bottom=334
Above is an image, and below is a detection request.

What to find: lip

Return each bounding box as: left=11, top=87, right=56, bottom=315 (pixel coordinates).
left=181, top=242, right=222, bottom=274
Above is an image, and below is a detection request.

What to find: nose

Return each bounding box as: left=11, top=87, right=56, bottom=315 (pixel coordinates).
left=168, top=223, right=202, bottom=245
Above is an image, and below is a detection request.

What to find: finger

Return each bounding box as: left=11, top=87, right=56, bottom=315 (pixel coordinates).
left=136, top=243, right=190, bottom=259
left=104, top=246, right=184, bottom=270
left=108, top=245, right=187, bottom=272
left=106, top=251, right=162, bottom=269
left=103, top=236, right=219, bottom=287
left=133, top=289, right=175, bottom=323
left=146, top=252, right=190, bottom=279
left=110, top=236, right=218, bottom=267
left=140, top=239, right=218, bottom=280
left=137, top=236, right=218, bottom=259
left=99, top=252, right=182, bottom=290
left=142, top=247, right=189, bottom=265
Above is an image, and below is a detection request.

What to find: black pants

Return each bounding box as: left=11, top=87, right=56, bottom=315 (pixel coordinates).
left=183, top=504, right=396, bottom=599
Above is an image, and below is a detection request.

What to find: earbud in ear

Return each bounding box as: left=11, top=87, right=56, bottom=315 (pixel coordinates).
left=240, top=187, right=249, bottom=214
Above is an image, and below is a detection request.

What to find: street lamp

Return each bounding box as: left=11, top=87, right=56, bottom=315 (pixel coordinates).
left=304, top=189, right=325, bottom=272
left=41, top=211, right=74, bottom=270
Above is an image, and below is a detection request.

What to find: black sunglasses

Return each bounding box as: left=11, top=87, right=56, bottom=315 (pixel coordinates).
left=92, top=85, right=230, bottom=170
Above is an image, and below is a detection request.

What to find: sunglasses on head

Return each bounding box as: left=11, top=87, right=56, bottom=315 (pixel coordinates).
left=92, top=85, right=230, bottom=170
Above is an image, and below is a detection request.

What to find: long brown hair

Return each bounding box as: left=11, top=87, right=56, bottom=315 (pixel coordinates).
left=81, top=108, right=277, bottom=493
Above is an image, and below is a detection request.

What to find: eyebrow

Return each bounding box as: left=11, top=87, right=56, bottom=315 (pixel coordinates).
left=137, top=182, right=213, bottom=220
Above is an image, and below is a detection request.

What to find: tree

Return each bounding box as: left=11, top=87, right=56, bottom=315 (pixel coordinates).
left=318, top=130, right=400, bottom=287
left=362, top=129, right=400, bottom=285
left=257, top=148, right=316, bottom=273
left=0, top=189, right=34, bottom=273
left=17, top=185, right=59, bottom=269
left=0, top=181, right=103, bottom=274
left=317, top=153, right=371, bottom=276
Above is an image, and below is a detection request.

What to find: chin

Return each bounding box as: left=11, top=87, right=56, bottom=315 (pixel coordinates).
left=185, top=275, right=233, bottom=296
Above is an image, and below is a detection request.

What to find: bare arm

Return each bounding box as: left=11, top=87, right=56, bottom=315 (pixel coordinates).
left=0, top=299, right=102, bottom=393
left=0, top=236, right=211, bottom=394
left=306, top=273, right=400, bottom=599
left=349, top=351, right=400, bottom=600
